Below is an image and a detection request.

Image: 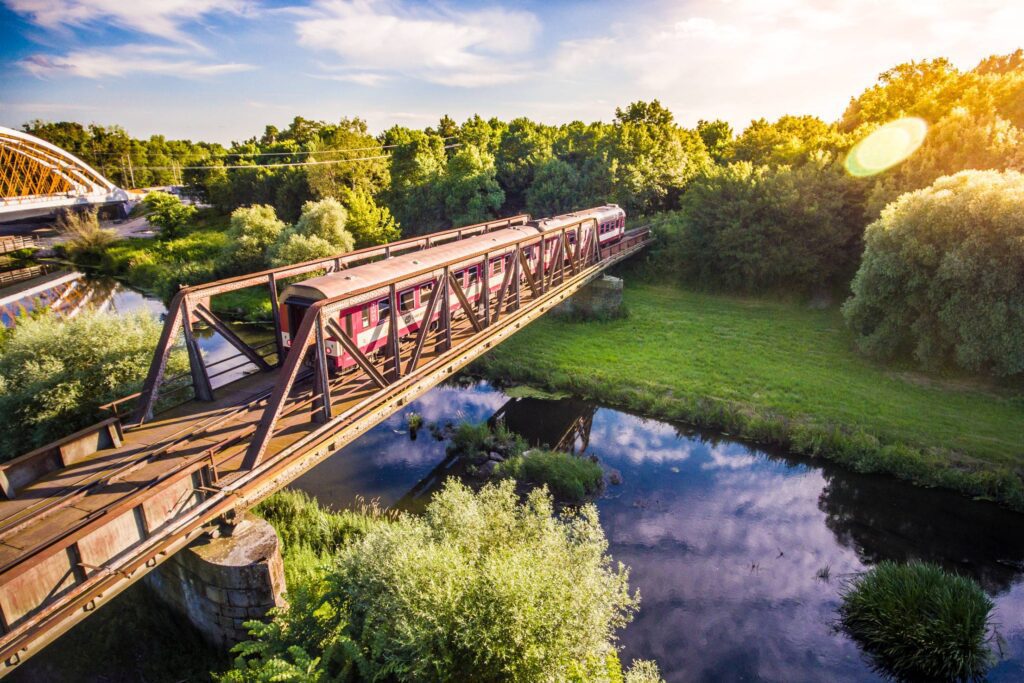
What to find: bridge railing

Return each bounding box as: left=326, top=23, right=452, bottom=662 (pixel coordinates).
left=242, top=214, right=606, bottom=467
left=130, top=214, right=530, bottom=424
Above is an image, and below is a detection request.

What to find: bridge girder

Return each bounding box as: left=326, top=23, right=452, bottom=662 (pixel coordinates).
left=0, top=126, right=127, bottom=220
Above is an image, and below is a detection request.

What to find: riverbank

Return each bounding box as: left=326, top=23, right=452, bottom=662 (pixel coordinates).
left=473, top=284, right=1024, bottom=511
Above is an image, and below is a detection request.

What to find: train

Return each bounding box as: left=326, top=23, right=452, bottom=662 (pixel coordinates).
left=279, top=205, right=626, bottom=370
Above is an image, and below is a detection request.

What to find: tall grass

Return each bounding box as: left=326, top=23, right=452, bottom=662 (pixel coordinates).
left=58, top=208, right=116, bottom=260
left=839, top=561, right=994, bottom=681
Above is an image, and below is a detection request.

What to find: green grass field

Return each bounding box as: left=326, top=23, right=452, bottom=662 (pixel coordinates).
left=475, top=284, right=1024, bottom=509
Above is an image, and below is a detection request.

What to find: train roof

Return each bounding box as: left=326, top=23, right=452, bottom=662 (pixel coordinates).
left=280, top=205, right=625, bottom=305
left=280, top=226, right=531, bottom=304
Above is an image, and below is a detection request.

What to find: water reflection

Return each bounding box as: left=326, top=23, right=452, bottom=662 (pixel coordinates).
left=292, top=381, right=1024, bottom=682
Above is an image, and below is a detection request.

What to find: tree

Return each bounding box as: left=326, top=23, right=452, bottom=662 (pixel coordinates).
left=495, top=117, right=553, bottom=212
left=730, top=115, right=847, bottom=167
left=661, top=159, right=864, bottom=293
left=339, top=188, right=400, bottom=248
left=840, top=58, right=966, bottom=130
left=863, top=107, right=1024, bottom=216
left=606, top=100, right=711, bottom=214
left=696, top=119, right=733, bottom=164
left=305, top=117, right=389, bottom=200
left=223, top=204, right=286, bottom=272
left=270, top=198, right=355, bottom=266
left=141, top=191, right=197, bottom=239
left=843, top=170, right=1024, bottom=377
left=382, top=127, right=447, bottom=234
left=525, top=158, right=586, bottom=217
left=442, top=145, right=505, bottom=227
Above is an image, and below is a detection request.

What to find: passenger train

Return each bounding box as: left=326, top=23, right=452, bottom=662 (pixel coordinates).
left=279, top=205, right=626, bottom=370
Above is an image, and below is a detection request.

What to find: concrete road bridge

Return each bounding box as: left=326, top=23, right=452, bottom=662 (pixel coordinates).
left=0, top=211, right=649, bottom=672
left=0, top=126, right=129, bottom=224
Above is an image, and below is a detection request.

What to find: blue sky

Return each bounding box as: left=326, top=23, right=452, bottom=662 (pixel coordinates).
left=1, top=0, right=1021, bottom=144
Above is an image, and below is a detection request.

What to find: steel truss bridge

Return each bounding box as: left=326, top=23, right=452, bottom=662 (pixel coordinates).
left=0, top=126, right=129, bottom=223
left=0, top=214, right=649, bottom=673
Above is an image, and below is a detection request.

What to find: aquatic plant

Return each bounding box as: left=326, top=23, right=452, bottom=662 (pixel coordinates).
left=497, top=449, right=605, bottom=505
left=839, top=561, right=994, bottom=682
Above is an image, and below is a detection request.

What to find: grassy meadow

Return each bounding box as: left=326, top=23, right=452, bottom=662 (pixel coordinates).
left=475, top=284, right=1024, bottom=509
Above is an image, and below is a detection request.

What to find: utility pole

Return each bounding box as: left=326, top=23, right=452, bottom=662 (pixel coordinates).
left=126, top=153, right=136, bottom=189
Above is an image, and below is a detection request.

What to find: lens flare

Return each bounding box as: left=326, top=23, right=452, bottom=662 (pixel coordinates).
left=844, top=117, right=928, bottom=177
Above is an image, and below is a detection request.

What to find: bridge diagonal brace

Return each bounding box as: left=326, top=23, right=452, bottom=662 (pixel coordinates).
left=182, top=300, right=214, bottom=403
left=490, top=255, right=514, bottom=324
left=404, top=277, right=443, bottom=375
left=194, top=303, right=271, bottom=371
left=325, top=318, right=389, bottom=390
left=448, top=272, right=483, bottom=333
left=517, top=247, right=541, bottom=299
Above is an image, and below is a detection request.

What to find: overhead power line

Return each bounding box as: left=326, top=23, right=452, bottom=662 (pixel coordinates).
left=129, top=143, right=461, bottom=172
left=79, top=135, right=460, bottom=160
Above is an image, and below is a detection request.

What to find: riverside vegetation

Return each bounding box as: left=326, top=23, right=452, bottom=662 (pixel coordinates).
left=226, top=484, right=661, bottom=682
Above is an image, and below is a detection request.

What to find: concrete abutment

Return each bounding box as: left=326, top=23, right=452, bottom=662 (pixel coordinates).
left=552, top=274, right=624, bottom=319
left=144, top=511, right=286, bottom=647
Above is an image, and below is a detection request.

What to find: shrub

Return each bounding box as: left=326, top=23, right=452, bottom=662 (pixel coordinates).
left=497, top=449, right=605, bottom=504
left=225, top=481, right=641, bottom=682
left=0, top=311, right=184, bottom=460
left=141, top=191, right=197, bottom=239
left=659, top=159, right=865, bottom=293
left=839, top=561, right=994, bottom=681
left=447, top=420, right=527, bottom=464
left=58, top=208, right=116, bottom=261
left=843, top=170, right=1024, bottom=376
left=339, top=188, right=400, bottom=248
left=223, top=204, right=286, bottom=272
left=269, top=198, right=354, bottom=266
left=269, top=232, right=338, bottom=267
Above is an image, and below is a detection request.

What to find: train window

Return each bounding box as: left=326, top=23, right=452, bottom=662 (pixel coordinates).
left=467, top=267, right=479, bottom=284
left=492, top=258, right=503, bottom=275
left=344, top=314, right=354, bottom=337
left=399, top=289, right=415, bottom=312
left=420, top=281, right=434, bottom=300
left=378, top=299, right=390, bottom=321
left=361, top=306, right=371, bottom=328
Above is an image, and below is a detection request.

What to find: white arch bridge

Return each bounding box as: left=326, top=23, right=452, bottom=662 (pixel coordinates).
left=0, top=126, right=129, bottom=223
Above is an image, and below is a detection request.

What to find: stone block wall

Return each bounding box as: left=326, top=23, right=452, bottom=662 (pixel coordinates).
left=145, top=511, right=286, bottom=647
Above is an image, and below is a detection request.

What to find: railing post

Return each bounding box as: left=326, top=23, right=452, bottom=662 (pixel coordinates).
left=387, top=283, right=401, bottom=381
left=513, top=245, right=521, bottom=311
left=312, top=314, right=333, bottom=423
left=269, top=273, right=283, bottom=366
left=539, top=237, right=546, bottom=294
left=182, top=299, right=214, bottom=402
left=441, top=266, right=452, bottom=351
left=481, top=251, right=490, bottom=327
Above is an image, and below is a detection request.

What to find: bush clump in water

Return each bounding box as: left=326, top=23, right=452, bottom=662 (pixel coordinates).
left=839, top=561, right=994, bottom=682
left=498, top=449, right=605, bottom=505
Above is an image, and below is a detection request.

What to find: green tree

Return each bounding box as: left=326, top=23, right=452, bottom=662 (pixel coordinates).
left=141, top=191, right=197, bottom=239
left=696, top=119, right=734, bottom=164
left=305, top=117, right=389, bottom=200
left=843, top=169, right=1024, bottom=377
left=442, top=145, right=505, bottom=227
left=382, top=127, right=447, bottom=234
left=606, top=100, right=711, bottom=214
left=270, top=198, right=354, bottom=266
left=495, top=117, right=554, bottom=212
left=223, top=204, right=287, bottom=272
left=662, top=159, right=863, bottom=293
left=339, top=188, right=400, bottom=248
left=840, top=58, right=966, bottom=130
left=526, top=158, right=586, bottom=216
left=730, top=115, right=847, bottom=167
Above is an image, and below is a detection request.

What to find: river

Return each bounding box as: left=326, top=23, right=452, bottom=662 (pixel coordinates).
left=290, top=380, right=1024, bottom=682
left=6, top=264, right=1024, bottom=681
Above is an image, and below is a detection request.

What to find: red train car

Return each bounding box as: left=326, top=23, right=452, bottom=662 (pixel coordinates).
left=278, top=205, right=625, bottom=369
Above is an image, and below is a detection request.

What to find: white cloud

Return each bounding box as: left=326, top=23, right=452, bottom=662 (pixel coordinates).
left=4, top=0, right=250, bottom=45
left=19, top=45, right=255, bottom=79
left=295, top=0, right=541, bottom=87
left=310, top=71, right=392, bottom=86
left=551, top=0, right=1024, bottom=128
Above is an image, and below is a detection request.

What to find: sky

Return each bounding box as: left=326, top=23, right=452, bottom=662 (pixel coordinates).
left=0, top=0, right=1022, bottom=144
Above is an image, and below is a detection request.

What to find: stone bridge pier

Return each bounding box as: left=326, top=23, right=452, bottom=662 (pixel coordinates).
left=145, top=512, right=286, bottom=647
left=553, top=274, right=624, bottom=319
